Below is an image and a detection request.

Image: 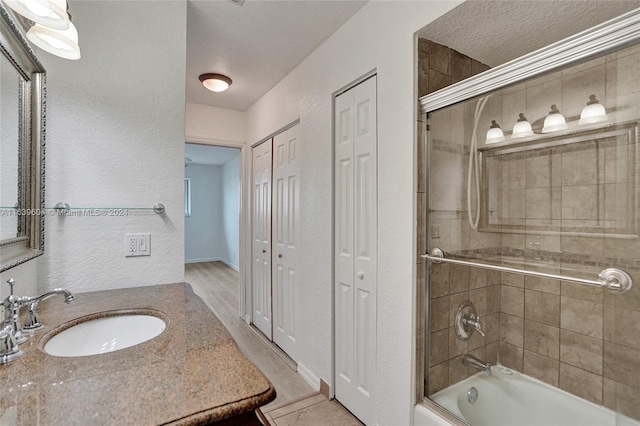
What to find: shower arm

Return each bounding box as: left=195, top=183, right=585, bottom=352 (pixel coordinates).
left=422, top=248, right=632, bottom=293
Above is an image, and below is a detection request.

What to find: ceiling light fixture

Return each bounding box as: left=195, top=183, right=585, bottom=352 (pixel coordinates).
left=4, top=0, right=69, bottom=30
left=199, top=73, right=232, bottom=92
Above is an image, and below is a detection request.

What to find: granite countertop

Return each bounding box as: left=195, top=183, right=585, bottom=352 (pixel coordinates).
left=0, top=282, right=276, bottom=425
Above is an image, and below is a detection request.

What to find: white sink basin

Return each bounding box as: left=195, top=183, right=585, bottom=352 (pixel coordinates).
left=43, top=314, right=166, bottom=357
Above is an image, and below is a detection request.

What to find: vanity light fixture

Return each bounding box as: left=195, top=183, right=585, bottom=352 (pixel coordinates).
left=26, top=14, right=81, bottom=60
left=541, top=104, right=568, bottom=133
left=199, top=73, right=232, bottom=92
left=579, top=94, right=608, bottom=125
left=511, top=113, right=534, bottom=138
left=485, top=120, right=505, bottom=144
left=4, top=0, right=69, bottom=30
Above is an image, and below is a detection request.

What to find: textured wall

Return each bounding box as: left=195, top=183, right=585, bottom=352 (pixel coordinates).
left=246, top=2, right=463, bottom=424
left=222, top=157, right=240, bottom=270
left=37, top=0, right=186, bottom=294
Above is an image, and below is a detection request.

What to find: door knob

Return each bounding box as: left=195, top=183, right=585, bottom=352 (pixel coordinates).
left=356, top=271, right=364, bottom=279
left=262, top=249, right=266, bottom=253
left=278, top=254, right=282, bottom=258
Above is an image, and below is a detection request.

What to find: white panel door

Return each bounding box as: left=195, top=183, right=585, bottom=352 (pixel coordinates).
left=335, top=75, right=377, bottom=426
left=272, top=124, right=300, bottom=361
left=335, top=86, right=356, bottom=406
left=252, top=140, right=272, bottom=339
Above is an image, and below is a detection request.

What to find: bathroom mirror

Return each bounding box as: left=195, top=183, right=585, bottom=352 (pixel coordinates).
left=0, top=5, right=46, bottom=272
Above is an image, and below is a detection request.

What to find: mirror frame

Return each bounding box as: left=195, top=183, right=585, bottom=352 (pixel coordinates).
left=0, top=5, right=46, bottom=272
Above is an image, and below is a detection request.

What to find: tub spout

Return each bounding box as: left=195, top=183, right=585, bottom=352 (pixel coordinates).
left=462, top=353, right=492, bottom=375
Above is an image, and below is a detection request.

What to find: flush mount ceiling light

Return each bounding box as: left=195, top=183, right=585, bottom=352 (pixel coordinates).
left=579, top=94, right=609, bottom=125
left=485, top=120, right=505, bottom=144
left=511, top=113, right=534, bottom=138
left=541, top=104, right=568, bottom=133
left=5, top=0, right=69, bottom=30
left=26, top=15, right=81, bottom=60
left=199, top=73, right=232, bottom=92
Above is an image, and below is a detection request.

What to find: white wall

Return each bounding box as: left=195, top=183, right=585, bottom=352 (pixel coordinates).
left=245, top=1, right=461, bottom=424
left=222, top=156, right=240, bottom=270
left=186, top=102, right=246, bottom=144
left=185, top=165, right=225, bottom=263
left=37, top=0, right=186, bottom=294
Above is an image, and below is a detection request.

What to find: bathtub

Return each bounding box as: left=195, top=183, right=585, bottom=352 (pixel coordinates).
left=419, top=365, right=640, bottom=426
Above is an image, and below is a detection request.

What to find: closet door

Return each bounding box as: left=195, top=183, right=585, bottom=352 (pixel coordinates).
left=252, top=140, right=272, bottom=339
left=272, top=124, right=299, bottom=360
left=334, top=76, right=377, bottom=425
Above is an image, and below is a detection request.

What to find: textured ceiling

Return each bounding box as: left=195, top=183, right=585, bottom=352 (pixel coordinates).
left=417, top=0, right=640, bottom=67
left=186, top=0, right=367, bottom=111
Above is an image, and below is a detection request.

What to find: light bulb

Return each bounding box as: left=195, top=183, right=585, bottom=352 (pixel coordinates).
left=5, top=0, right=69, bottom=30
left=541, top=105, right=568, bottom=133
left=511, top=113, right=534, bottom=138
left=27, top=20, right=81, bottom=60
left=486, top=120, right=505, bottom=144
left=579, top=94, right=608, bottom=125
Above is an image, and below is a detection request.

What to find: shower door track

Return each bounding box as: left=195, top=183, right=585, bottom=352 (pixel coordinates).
left=421, top=248, right=633, bottom=292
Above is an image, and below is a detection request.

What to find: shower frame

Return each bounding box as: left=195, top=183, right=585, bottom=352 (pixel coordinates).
left=417, top=7, right=640, bottom=407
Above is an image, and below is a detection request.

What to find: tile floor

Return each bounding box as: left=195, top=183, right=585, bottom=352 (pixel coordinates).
left=185, top=261, right=362, bottom=425
left=260, top=393, right=363, bottom=426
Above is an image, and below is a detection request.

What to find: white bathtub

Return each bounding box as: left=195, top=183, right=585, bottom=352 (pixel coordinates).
left=420, top=366, right=640, bottom=426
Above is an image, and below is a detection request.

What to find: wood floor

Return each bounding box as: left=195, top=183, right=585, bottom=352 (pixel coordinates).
left=185, top=262, right=363, bottom=425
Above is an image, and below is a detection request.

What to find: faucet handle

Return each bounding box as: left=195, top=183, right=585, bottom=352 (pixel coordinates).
left=6, top=278, right=15, bottom=295
left=22, top=302, right=43, bottom=331
left=0, top=324, right=23, bottom=364
left=473, top=315, right=486, bottom=337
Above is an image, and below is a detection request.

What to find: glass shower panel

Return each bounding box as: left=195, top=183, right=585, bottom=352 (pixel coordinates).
left=425, top=42, right=640, bottom=425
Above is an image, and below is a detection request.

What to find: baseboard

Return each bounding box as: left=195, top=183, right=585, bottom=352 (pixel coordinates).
left=320, top=378, right=330, bottom=399
left=185, top=257, right=221, bottom=264
left=297, top=362, right=321, bottom=391
left=220, top=258, right=240, bottom=271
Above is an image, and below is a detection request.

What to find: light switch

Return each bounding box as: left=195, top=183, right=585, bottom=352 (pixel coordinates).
left=125, top=233, right=151, bottom=257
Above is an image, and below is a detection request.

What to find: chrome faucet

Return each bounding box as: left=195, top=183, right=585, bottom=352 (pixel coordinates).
left=1, top=279, right=75, bottom=363
left=22, top=288, right=75, bottom=331
left=455, top=301, right=485, bottom=340
left=462, top=353, right=492, bottom=375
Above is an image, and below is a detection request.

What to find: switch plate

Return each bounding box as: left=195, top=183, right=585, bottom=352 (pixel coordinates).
left=125, top=233, right=151, bottom=257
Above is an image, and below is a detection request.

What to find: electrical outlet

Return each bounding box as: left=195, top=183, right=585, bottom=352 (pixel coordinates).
left=125, top=233, right=151, bottom=257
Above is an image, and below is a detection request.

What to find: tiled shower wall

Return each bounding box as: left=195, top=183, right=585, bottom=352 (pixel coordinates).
left=419, top=40, right=640, bottom=421
left=415, top=39, right=491, bottom=398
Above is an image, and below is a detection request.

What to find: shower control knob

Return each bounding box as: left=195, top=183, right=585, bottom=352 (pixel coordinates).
left=356, top=271, right=364, bottom=280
